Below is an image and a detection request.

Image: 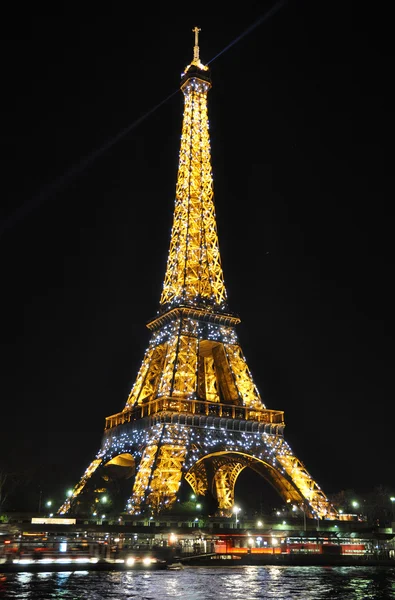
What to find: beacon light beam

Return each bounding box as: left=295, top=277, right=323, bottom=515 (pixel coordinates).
left=0, top=90, right=178, bottom=239
left=1, top=4, right=288, bottom=239
left=207, top=0, right=288, bottom=65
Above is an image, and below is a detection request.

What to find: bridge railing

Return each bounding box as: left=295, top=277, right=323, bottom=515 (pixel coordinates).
left=105, top=398, right=284, bottom=430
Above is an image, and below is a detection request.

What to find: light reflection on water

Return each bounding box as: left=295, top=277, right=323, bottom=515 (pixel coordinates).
left=0, top=566, right=394, bottom=600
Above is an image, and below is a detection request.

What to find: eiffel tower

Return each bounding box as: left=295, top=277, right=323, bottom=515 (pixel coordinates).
left=59, top=28, right=337, bottom=520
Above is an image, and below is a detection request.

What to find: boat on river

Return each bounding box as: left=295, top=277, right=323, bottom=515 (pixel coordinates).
left=0, top=552, right=167, bottom=572
left=167, top=561, right=184, bottom=570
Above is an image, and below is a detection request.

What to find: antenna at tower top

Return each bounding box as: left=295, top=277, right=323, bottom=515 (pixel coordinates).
left=192, top=26, right=201, bottom=63
left=182, top=26, right=209, bottom=76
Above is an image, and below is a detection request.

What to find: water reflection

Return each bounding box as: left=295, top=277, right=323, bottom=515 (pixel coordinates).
left=0, top=566, right=394, bottom=600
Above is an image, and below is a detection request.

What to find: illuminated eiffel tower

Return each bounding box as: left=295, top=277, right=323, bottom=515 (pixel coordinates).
left=59, top=28, right=337, bottom=520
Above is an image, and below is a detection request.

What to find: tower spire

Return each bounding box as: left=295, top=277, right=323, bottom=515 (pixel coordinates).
left=159, top=27, right=227, bottom=314
left=192, top=26, right=201, bottom=64
left=183, top=26, right=208, bottom=73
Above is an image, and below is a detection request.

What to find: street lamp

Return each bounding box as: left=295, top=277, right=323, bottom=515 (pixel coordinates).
left=311, top=509, right=319, bottom=531
left=299, top=503, right=307, bottom=531
left=233, top=505, right=241, bottom=528
left=390, top=497, right=395, bottom=521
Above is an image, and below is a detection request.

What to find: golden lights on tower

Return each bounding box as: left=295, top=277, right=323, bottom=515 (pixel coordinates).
left=58, top=28, right=338, bottom=521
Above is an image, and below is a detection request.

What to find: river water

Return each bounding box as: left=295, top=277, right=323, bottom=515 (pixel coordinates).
left=1, top=566, right=394, bottom=599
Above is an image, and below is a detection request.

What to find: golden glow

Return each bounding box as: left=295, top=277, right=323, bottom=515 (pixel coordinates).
left=58, top=458, right=102, bottom=515
left=104, top=453, right=134, bottom=468
left=160, top=75, right=226, bottom=309
left=58, top=34, right=338, bottom=523
left=184, top=450, right=337, bottom=519
left=182, top=27, right=209, bottom=74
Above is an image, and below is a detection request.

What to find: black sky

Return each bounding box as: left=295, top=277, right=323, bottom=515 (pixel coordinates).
left=1, top=2, right=393, bottom=510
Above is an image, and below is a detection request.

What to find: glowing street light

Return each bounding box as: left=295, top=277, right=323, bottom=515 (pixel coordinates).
left=46, top=501, right=52, bottom=508
left=169, top=533, right=177, bottom=544
left=233, top=505, right=241, bottom=528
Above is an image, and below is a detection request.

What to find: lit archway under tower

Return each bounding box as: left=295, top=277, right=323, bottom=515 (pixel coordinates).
left=58, top=28, right=338, bottom=521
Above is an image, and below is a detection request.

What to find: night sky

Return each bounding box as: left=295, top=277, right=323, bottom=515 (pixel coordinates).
left=1, top=2, right=393, bottom=511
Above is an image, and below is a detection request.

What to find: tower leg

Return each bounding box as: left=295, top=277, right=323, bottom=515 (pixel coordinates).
left=126, top=424, right=190, bottom=515
left=185, top=462, right=209, bottom=497
left=212, top=460, right=245, bottom=516
left=58, top=457, right=103, bottom=514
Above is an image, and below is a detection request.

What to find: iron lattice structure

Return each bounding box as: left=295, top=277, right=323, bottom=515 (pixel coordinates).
left=59, top=30, right=337, bottom=520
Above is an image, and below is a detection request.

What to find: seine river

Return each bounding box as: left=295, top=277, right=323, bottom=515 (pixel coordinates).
left=1, top=566, right=395, bottom=599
